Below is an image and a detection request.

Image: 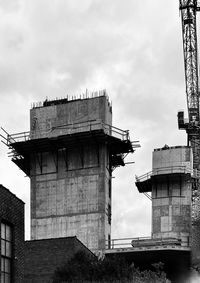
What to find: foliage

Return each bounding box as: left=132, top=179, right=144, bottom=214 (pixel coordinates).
left=52, top=251, right=170, bottom=283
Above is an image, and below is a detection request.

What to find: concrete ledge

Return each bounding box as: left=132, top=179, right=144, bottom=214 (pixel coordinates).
left=105, top=245, right=191, bottom=254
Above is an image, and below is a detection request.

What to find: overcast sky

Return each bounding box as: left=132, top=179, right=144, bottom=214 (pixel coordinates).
left=0, top=0, right=187, bottom=240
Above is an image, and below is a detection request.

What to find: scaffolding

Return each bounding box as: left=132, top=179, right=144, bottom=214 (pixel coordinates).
left=1, top=121, right=139, bottom=176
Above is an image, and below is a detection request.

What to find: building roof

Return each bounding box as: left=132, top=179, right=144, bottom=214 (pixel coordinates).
left=0, top=184, right=25, bottom=204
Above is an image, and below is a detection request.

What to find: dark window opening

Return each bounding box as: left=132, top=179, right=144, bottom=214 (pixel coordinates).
left=109, top=178, right=111, bottom=199
left=108, top=234, right=111, bottom=249
left=108, top=204, right=111, bottom=225
left=1, top=222, right=12, bottom=283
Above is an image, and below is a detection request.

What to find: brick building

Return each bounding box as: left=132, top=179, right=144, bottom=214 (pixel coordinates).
left=24, top=236, right=96, bottom=283
left=0, top=184, right=24, bottom=283
left=0, top=185, right=96, bottom=283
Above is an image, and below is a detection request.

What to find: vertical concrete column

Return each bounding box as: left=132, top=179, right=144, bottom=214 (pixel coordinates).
left=29, top=96, right=113, bottom=253
left=151, top=147, right=192, bottom=247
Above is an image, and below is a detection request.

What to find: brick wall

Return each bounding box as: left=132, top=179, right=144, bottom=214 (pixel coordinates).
left=0, top=185, right=25, bottom=283
left=24, top=236, right=96, bottom=283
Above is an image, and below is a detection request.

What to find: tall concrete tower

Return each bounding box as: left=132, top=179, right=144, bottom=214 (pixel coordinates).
left=136, top=146, right=193, bottom=247
left=5, top=92, right=134, bottom=253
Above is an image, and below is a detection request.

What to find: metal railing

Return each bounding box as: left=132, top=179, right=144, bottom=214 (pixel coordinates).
left=51, top=120, right=129, bottom=141
left=105, top=236, right=151, bottom=250
left=135, top=171, right=152, bottom=182
left=1, top=120, right=130, bottom=145
left=135, top=165, right=200, bottom=182
left=0, top=127, right=30, bottom=147
left=7, top=131, right=30, bottom=144
left=105, top=236, right=188, bottom=250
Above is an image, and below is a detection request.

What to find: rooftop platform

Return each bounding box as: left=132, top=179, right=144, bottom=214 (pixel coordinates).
left=135, top=165, right=198, bottom=193
left=106, top=244, right=190, bottom=254
left=105, top=237, right=191, bottom=282
left=106, top=248, right=190, bottom=282
left=1, top=121, right=138, bottom=176
left=105, top=236, right=189, bottom=251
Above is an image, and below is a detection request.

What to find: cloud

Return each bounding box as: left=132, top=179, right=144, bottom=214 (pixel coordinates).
left=0, top=0, right=187, bottom=240
left=0, top=0, right=21, bottom=13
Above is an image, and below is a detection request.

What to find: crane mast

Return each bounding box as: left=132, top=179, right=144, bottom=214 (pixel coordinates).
left=178, top=1, right=200, bottom=254
left=178, top=0, right=200, bottom=169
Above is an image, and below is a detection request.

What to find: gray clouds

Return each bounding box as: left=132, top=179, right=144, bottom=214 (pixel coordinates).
left=0, top=0, right=187, bottom=239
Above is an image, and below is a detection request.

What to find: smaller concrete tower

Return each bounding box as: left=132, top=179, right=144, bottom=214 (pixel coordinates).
left=136, top=146, right=193, bottom=247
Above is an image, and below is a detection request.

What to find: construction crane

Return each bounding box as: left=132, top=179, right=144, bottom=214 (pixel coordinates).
left=178, top=0, right=200, bottom=169
left=178, top=0, right=200, bottom=238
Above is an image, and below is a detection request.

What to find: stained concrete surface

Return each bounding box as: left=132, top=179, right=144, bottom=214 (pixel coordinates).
left=29, top=96, right=112, bottom=253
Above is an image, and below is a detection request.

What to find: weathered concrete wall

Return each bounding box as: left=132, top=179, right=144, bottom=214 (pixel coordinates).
left=30, top=145, right=110, bottom=251
left=151, top=147, right=192, bottom=246
left=153, top=146, right=193, bottom=173
left=152, top=175, right=192, bottom=245
left=29, top=96, right=112, bottom=253
left=30, top=96, right=112, bottom=139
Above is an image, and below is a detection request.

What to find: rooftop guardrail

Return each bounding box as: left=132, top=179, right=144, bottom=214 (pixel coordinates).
left=135, top=165, right=200, bottom=182
left=105, top=237, right=152, bottom=250
left=105, top=236, right=185, bottom=250
left=1, top=120, right=130, bottom=146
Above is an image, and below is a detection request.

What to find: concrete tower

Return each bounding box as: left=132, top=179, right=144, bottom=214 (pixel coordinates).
left=136, top=146, right=193, bottom=247
left=6, top=92, right=133, bottom=253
